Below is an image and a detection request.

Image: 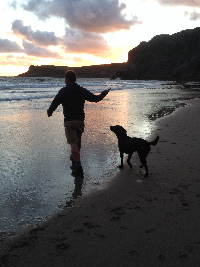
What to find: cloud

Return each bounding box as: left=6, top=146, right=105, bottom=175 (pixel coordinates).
left=62, top=28, right=111, bottom=56
left=0, top=38, right=23, bottom=53
left=0, top=54, right=31, bottom=66
left=19, top=0, right=141, bottom=33
left=185, top=10, right=200, bottom=19
left=8, top=0, right=18, bottom=9
left=0, top=35, right=63, bottom=60
left=22, top=40, right=63, bottom=58
left=156, top=0, right=200, bottom=6
left=12, top=20, right=60, bottom=46
left=11, top=20, right=112, bottom=57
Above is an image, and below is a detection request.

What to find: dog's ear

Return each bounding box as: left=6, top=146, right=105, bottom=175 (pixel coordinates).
left=117, top=125, right=127, bottom=135
left=120, top=125, right=126, bottom=132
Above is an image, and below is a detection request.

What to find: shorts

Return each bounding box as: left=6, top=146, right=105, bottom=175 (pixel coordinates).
left=64, top=120, right=85, bottom=145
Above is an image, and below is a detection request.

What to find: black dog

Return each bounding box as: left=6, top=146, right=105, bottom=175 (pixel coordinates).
left=110, top=125, right=159, bottom=177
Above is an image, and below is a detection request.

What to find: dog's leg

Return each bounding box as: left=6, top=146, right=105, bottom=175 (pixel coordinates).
left=127, top=153, right=133, bottom=168
left=143, top=164, right=148, bottom=177
left=138, top=153, right=148, bottom=177
left=118, top=151, right=124, bottom=168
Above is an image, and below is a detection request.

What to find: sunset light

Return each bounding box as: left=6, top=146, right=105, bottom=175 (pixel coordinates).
left=0, top=0, right=200, bottom=76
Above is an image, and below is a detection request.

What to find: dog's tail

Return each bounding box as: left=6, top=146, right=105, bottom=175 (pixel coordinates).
left=148, top=136, right=159, bottom=146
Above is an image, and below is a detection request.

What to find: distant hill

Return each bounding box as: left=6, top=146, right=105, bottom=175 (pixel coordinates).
left=116, top=27, right=200, bottom=81
left=18, top=27, right=200, bottom=81
left=17, top=63, right=127, bottom=78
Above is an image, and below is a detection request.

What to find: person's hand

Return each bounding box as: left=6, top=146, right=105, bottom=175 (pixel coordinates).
left=47, top=110, right=52, bottom=117
left=104, top=87, right=111, bottom=95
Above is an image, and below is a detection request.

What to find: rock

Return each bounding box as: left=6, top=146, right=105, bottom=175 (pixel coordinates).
left=124, top=27, right=200, bottom=81
left=17, top=63, right=127, bottom=78
left=18, top=27, right=200, bottom=82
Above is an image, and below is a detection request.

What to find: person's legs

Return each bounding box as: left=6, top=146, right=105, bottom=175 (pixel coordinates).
left=78, top=142, right=81, bottom=151
left=70, top=142, right=81, bottom=166
left=64, top=121, right=84, bottom=176
left=71, top=142, right=80, bottom=163
left=70, top=142, right=83, bottom=176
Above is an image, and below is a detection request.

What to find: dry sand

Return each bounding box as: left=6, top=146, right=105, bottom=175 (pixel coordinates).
left=1, top=99, right=200, bottom=267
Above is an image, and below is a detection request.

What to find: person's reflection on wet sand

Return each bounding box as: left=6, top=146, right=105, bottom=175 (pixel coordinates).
left=65, top=177, right=84, bottom=207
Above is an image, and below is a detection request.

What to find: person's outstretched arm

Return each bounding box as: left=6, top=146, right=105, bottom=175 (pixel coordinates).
left=84, top=88, right=111, bottom=103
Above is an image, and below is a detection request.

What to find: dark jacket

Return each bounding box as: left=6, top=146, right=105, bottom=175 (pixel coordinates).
left=47, top=83, right=107, bottom=121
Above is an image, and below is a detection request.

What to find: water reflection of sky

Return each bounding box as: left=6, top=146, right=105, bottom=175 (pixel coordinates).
left=1, top=86, right=200, bottom=237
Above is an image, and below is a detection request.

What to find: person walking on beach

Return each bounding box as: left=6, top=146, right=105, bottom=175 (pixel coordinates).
left=47, top=69, right=111, bottom=177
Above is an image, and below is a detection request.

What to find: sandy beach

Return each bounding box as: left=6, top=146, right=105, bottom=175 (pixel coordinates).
left=1, top=98, right=200, bottom=266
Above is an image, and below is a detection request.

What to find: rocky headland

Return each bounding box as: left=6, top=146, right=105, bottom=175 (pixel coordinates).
left=17, top=63, right=127, bottom=78
left=116, top=27, right=200, bottom=81
left=18, top=27, right=200, bottom=81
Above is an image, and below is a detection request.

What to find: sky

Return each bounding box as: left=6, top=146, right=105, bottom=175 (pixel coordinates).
left=0, top=0, right=200, bottom=76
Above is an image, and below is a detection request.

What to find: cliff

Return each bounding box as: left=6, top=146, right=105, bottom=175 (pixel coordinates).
left=18, top=63, right=127, bottom=78
left=117, top=27, right=200, bottom=81
left=18, top=27, right=200, bottom=81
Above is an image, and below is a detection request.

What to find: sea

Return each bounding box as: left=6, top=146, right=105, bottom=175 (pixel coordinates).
left=0, top=77, right=200, bottom=238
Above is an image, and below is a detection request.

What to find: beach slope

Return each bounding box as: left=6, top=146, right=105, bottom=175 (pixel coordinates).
left=1, top=99, right=200, bottom=267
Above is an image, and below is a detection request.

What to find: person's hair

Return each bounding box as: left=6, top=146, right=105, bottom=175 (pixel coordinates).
left=64, top=70, right=77, bottom=82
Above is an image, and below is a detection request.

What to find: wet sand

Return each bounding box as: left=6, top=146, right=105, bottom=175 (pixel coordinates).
left=0, top=89, right=156, bottom=234
left=1, top=98, right=200, bottom=266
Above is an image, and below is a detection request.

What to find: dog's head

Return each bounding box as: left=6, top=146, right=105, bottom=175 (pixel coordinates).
left=110, top=125, right=127, bottom=138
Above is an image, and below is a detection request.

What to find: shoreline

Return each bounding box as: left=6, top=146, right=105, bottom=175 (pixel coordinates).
left=1, top=98, right=200, bottom=266
left=2, top=80, right=199, bottom=237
